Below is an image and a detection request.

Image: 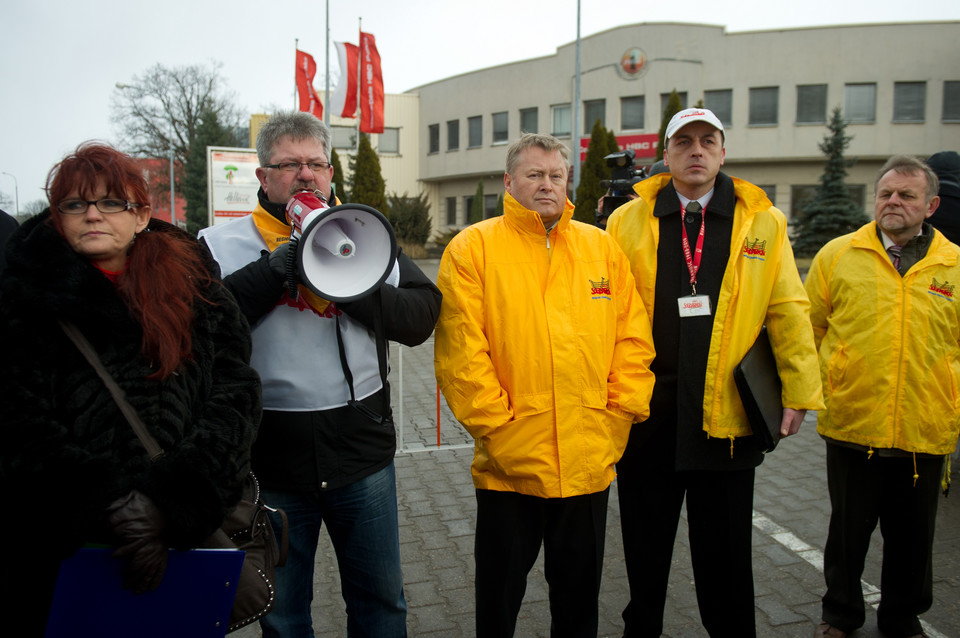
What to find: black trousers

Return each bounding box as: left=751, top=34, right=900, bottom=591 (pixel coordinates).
left=474, top=487, right=609, bottom=638
left=821, top=442, right=943, bottom=637
left=617, top=439, right=757, bottom=637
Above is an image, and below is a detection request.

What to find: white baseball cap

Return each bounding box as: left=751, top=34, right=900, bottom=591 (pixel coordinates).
left=665, top=108, right=724, bottom=141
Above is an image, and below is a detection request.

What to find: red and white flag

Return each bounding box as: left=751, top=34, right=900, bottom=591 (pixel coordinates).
left=330, top=42, right=359, bottom=119
left=359, top=31, right=384, bottom=133
left=295, top=49, right=323, bottom=119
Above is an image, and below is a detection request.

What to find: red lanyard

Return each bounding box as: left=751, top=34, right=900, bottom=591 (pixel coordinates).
left=680, top=203, right=705, bottom=295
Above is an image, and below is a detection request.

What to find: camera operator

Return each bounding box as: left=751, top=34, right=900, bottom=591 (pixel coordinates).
left=596, top=149, right=645, bottom=230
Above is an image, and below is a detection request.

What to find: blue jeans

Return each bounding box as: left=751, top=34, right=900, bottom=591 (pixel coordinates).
left=259, top=462, right=407, bottom=638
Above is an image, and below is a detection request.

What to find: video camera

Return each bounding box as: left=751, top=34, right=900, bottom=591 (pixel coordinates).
left=597, top=149, right=646, bottom=227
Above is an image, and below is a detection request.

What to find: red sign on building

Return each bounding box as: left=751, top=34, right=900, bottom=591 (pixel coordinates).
left=578, top=133, right=659, bottom=164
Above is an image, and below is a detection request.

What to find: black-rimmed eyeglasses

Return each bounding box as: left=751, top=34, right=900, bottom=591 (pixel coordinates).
left=57, top=198, right=141, bottom=215
left=262, top=161, right=332, bottom=173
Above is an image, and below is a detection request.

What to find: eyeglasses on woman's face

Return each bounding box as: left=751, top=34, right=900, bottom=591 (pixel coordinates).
left=57, top=198, right=141, bottom=215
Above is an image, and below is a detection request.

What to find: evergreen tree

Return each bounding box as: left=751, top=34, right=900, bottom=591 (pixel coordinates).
left=181, top=107, right=236, bottom=234
left=330, top=148, right=347, bottom=203
left=469, top=181, right=484, bottom=224
left=605, top=129, right=620, bottom=157
left=656, top=90, right=683, bottom=161
left=791, top=107, right=869, bottom=257
left=495, top=193, right=504, bottom=217
left=388, top=191, right=432, bottom=247
left=574, top=119, right=614, bottom=224
left=349, top=134, right=390, bottom=217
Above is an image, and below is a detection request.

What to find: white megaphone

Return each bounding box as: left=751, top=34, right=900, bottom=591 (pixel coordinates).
left=285, top=190, right=397, bottom=302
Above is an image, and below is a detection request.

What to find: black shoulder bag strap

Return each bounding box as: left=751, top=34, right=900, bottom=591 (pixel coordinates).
left=333, top=289, right=392, bottom=425
left=59, top=320, right=166, bottom=461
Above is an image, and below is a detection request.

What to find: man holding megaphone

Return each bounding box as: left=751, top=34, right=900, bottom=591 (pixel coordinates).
left=200, top=111, right=441, bottom=637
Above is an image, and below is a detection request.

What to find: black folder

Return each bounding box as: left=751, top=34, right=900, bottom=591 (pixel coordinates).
left=733, top=326, right=783, bottom=453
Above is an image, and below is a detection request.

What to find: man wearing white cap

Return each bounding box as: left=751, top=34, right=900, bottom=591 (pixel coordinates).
left=606, top=108, right=823, bottom=637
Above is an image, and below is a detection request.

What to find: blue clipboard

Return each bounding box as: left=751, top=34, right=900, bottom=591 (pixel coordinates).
left=45, top=547, right=244, bottom=638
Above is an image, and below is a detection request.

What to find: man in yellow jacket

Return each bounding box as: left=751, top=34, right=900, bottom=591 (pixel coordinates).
left=434, top=133, right=656, bottom=637
left=806, top=155, right=959, bottom=638
left=605, top=108, right=823, bottom=637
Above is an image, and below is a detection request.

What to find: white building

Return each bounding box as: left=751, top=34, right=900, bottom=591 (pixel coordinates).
left=326, top=21, right=960, bottom=239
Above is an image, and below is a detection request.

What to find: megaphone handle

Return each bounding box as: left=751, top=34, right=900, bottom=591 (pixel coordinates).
left=286, top=237, right=300, bottom=299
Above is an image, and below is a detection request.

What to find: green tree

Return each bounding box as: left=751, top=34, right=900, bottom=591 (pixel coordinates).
left=349, top=134, right=390, bottom=217
left=388, top=191, right=432, bottom=253
left=469, top=181, right=484, bottom=224
left=180, top=108, right=235, bottom=234
left=330, top=148, right=347, bottom=203
left=791, top=106, right=869, bottom=257
left=605, top=129, right=620, bottom=156
left=574, top=119, right=614, bottom=224
left=495, top=193, right=504, bottom=217
left=656, top=90, right=684, bottom=161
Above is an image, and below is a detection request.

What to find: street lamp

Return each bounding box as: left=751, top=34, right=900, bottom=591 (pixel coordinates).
left=1, top=171, right=19, bottom=217
left=115, top=82, right=176, bottom=224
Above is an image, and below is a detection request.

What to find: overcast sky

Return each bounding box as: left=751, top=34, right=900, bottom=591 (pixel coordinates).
left=1, top=0, right=957, bottom=212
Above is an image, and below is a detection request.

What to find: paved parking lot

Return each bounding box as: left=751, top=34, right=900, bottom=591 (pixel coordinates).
left=237, top=259, right=960, bottom=638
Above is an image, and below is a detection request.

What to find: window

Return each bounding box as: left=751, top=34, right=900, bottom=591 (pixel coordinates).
left=944, top=81, right=960, bottom=122
left=584, top=99, right=606, bottom=130
left=378, top=127, right=399, bottom=154
left=331, top=125, right=355, bottom=150
left=893, top=82, right=926, bottom=122
left=447, top=120, right=459, bottom=151
left=552, top=103, right=571, bottom=137
left=844, top=83, right=877, bottom=123
left=520, top=107, right=538, bottom=133
left=468, top=116, right=482, bottom=148
left=484, top=194, right=499, bottom=219
left=621, top=96, right=644, bottom=130
left=492, top=112, right=508, bottom=144
left=428, top=124, right=439, bottom=154
left=660, top=92, right=687, bottom=125
left=704, top=89, right=733, bottom=126
left=464, top=195, right=475, bottom=222
left=445, top=197, right=457, bottom=225
left=796, top=84, right=828, bottom=124
left=749, top=87, right=779, bottom=125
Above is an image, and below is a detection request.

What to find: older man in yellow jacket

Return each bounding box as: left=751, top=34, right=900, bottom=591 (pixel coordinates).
left=807, top=155, right=960, bottom=638
left=435, top=133, right=655, bottom=638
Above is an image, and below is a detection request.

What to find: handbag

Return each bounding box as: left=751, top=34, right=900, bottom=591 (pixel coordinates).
left=60, top=320, right=288, bottom=632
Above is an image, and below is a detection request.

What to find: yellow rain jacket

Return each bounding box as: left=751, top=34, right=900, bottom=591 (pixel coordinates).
left=805, top=222, right=960, bottom=454
left=606, top=173, right=823, bottom=440
left=434, top=193, right=656, bottom=498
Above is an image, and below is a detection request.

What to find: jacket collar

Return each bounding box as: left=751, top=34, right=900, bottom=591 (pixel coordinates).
left=854, top=221, right=958, bottom=266
left=258, top=187, right=288, bottom=225
left=647, top=171, right=737, bottom=219
left=2, top=210, right=134, bottom=332
left=503, top=192, right=574, bottom=235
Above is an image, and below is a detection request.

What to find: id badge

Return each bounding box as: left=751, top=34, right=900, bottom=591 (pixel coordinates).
left=678, top=294, right=712, bottom=317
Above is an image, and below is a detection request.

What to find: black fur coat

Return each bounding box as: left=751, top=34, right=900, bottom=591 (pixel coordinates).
left=0, top=212, right=262, bottom=624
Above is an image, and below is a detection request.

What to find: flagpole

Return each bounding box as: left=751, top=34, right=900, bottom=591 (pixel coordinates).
left=572, top=0, right=582, bottom=197
left=324, top=0, right=330, bottom=126
left=355, top=18, right=362, bottom=151
left=294, top=38, right=299, bottom=110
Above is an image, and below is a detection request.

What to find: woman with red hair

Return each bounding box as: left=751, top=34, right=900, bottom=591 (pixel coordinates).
left=0, top=142, right=261, bottom=633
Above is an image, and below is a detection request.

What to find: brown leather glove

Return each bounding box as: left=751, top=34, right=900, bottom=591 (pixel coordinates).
left=106, top=490, right=168, bottom=594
